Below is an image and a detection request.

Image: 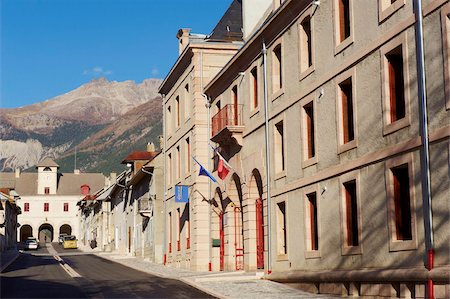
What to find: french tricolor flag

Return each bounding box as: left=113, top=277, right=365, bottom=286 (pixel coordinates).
left=216, top=151, right=231, bottom=180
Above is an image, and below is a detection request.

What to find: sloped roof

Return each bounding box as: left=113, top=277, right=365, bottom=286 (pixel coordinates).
left=36, top=157, right=59, bottom=168
left=121, top=151, right=160, bottom=164
left=0, top=172, right=105, bottom=196
left=208, top=0, right=243, bottom=42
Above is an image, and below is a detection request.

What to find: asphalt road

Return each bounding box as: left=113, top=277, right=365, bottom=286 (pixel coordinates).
left=1, top=243, right=214, bottom=298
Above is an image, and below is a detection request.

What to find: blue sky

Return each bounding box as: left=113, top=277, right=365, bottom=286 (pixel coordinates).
left=1, top=0, right=232, bottom=108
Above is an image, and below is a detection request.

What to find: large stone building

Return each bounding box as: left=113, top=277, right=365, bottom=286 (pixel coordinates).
left=0, top=158, right=106, bottom=243
left=203, top=0, right=450, bottom=297
left=158, top=0, right=244, bottom=271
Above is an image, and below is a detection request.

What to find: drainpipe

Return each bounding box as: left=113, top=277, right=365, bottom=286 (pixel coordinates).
left=162, top=94, right=167, bottom=265
left=262, top=41, right=272, bottom=274
left=412, top=1, right=434, bottom=298
left=200, top=49, right=213, bottom=272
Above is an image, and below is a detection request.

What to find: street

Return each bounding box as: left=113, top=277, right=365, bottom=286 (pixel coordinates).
left=1, top=243, right=214, bottom=298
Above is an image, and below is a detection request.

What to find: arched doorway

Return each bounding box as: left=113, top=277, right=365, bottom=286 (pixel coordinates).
left=59, top=224, right=72, bottom=235
left=226, top=174, right=244, bottom=271
left=249, top=169, right=265, bottom=270
left=20, top=225, right=33, bottom=241
left=38, top=223, right=54, bottom=243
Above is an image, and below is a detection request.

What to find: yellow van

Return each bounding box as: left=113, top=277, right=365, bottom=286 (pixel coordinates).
left=63, top=235, right=78, bottom=249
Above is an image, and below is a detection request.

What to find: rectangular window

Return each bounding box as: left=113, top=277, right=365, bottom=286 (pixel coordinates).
left=176, top=96, right=180, bottom=127
left=307, top=192, right=318, bottom=251
left=442, top=7, right=450, bottom=109
left=251, top=67, right=258, bottom=109
left=167, top=105, right=172, bottom=135
left=232, top=86, right=238, bottom=125
left=338, top=0, right=351, bottom=42
left=343, top=180, right=359, bottom=246
left=185, top=138, right=190, bottom=173
left=168, top=153, right=172, bottom=185
left=176, top=146, right=180, bottom=180
left=45, top=187, right=50, bottom=195
left=274, top=121, right=285, bottom=173
left=276, top=201, right=287, bottom=255
left=299, top=16, right=313, bottom=73
left=168, top=212, right=172, bottom=253
left=386, top=155, right=416, bottom=251
left=63, top=203, right=69, bottom=212
left=186, top=212, right=191, bottom=249
left=386, top=46, right=406, bottom=123
left=44, top=202, right=49, bottom=212
left=379, top=0, right=405, bottom=22
left=272, top=44, right=282, bottom=92
left=24, top=203, right=29, bottom=212
left=184, top=84, right=190, bottom=119
left=339, top=77, right=355, bottom=144
left=177, top=208, right=181, bottom=251
left=304, top=102, right=315, bottom=160
left=392, top=164, right=412, bottom=241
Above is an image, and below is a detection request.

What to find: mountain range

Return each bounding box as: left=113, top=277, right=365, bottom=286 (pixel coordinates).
left=0, top=77, right=163, bottom=174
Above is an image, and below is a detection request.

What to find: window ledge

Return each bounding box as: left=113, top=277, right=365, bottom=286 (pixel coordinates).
left=271, top=89, right=285, bottom=102
left=274, top=170, right=287, bottom=181
left=302, top=156, right=318, bottom=169
left=383, top=117, right=410, bottom=136
left=305, top=250, right=321, bottom=259
left=341, top=245, right=362, bottom=256
left=276, top=253, right=288, bottom=261
left=335, top=37, right=354, bottom=56
left=337, top=139, right=357, bottom=154
left=379, top=0, right=405, bottom=23
left=389, top=239, right=417, bottom=252
left=299, top=66, right=314, bottom=82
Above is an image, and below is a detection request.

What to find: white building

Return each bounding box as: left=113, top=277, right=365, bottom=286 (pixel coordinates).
left=0, top=158, right=106, bottom=243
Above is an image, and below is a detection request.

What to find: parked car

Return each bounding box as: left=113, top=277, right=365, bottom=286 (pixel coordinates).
left=63, top=235, right=77, bottom=249
left=24, top=239, right=38, bottom=250
left=58, top=233, right=68, bottom=244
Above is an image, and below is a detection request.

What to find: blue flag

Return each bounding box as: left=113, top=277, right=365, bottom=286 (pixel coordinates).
left=193, top=157, right=217, bottom=183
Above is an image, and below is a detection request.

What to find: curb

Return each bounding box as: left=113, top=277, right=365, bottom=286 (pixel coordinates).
left=0, top=250, right=20, bottom=273
left=180, top=276, right=228, bottom=299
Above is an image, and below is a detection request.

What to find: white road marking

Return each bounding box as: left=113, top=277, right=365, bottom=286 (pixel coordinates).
left=48, top=243, right=82, bottom=278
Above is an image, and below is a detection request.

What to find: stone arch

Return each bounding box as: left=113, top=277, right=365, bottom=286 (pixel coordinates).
left=38, top=223, right=54, bottom=243
left=59, top=224, right=72, bottom=235
left=20, top=225, right=33, bottom=242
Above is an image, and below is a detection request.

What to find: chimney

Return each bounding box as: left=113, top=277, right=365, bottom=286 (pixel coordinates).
left=15, top=168, right=21, bottom=178
left=147, top=142, right=155, bottom=152
left=177, top=28, right=191, bottom=55
left=158, top=135, right=164, bottom=150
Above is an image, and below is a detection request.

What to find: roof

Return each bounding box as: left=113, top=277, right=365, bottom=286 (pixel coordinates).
left=0, top=172, right=105, bottom=196
left=208, top=0, right=243, bottom=42
left=121, top=151, right=160, bottom=164
left=36, top=157, right=59, bottom=168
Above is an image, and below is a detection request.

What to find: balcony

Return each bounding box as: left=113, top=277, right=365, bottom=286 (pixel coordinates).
left=138, top=198, right=153, bottom=217
left=211, top=104, right=245, bottom=146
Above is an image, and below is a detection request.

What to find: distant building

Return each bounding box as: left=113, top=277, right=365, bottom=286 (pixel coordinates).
left=0, top=158, right=106, bottom=243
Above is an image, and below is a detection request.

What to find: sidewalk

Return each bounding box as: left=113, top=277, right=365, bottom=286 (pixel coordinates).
left=80, top=246, right=337, bottom=299
left=0, top=247, right=20, bottom=272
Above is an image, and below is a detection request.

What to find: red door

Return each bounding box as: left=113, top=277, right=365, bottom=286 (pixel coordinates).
left=219, top=212, right=224, bottom=271
left=256, top=198, right=264, bottom=269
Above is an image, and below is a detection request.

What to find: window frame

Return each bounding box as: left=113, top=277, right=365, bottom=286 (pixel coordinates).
left=378, top=0, right=405, bottom=23
left=339, top=170, right=362, bottom=255
left=63, top=202, right=69, bottom=212
left=44, top=202, right=49, bottom=212
left=24, top=202, right=30, bottom=212
left=385, top=154, right=417, bottom=251
left=184, top=83, right=191, bottom=121
left=298, top=11, right=315, bottom=80
left=333, top=0, right=354, bottom=55
left=185, top=137, right=191, bottom=176
left=301, top=98, right=318, bottom=168
left=336, top=68, right=358, bottom=154
left=275, top=199, right=288, bottom=259
left=380, top=32, right=411, bottom=135
left=250, top=66, right=260, bottom=113
left=273, top=117, right=286, bottom=179
left=442, top=3, right=450, bottom=110
left=176, top=145, right=181, bottom=181
left=303, top=185, right=320, bottom=259
left=175, top=96, right=181, bottom=128
left=271, top=42, right=284, bottom=97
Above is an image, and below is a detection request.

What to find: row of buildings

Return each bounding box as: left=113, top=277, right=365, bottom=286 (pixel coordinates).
left=154, top=0, right=449, bottom=298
